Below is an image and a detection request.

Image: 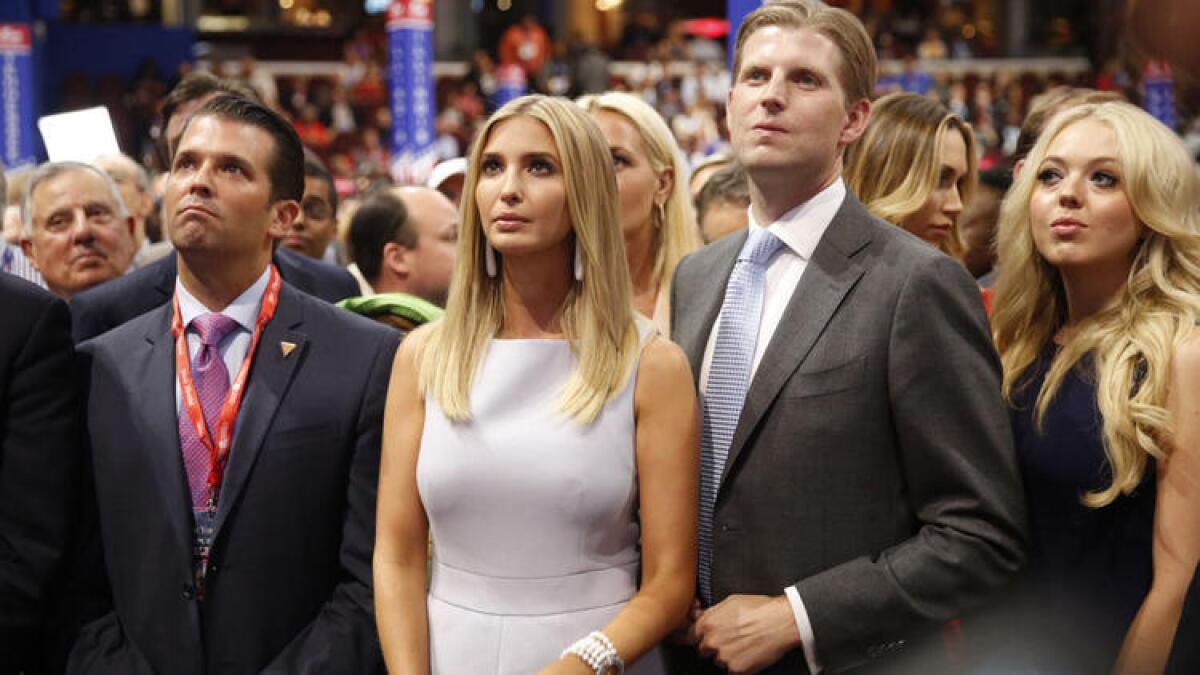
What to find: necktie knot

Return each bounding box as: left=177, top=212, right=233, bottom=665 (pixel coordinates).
left=740, top=228, right=784, bottom=267
left=191, top=313, right=239, bottom=347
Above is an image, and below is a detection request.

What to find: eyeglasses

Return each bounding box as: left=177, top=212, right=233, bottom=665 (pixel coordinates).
left=301, top=198, right=333, bottom=222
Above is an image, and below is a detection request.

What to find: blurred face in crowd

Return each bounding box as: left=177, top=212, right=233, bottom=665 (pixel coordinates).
left=959, top=183, right=1003, bottom=279
left=390, top=186, right=458, bottom=306
left=281, top=176, right=337, bottom=259
left=166, top=114, right=292, bottom=263
left=900, top=129, right=969, bottom=249
left=727, top=25, right=868, bottom=195
left=23, top=168, right=136, bottom=299
left=475, top=115, right=571, bottom=265
left=94, top=154, right=153, bottom=247
left=700, top=199, right=749, bottom=244
left=590, top=110, right=671, bottom=243
left=1029, top=119, right=1141, bottom=277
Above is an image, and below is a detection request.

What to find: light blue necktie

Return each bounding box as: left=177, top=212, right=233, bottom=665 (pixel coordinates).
left=698, top=228, right=784, bottom=604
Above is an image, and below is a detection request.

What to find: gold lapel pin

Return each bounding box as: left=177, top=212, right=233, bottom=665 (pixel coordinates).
left=280, top=341, right=297, bottom=358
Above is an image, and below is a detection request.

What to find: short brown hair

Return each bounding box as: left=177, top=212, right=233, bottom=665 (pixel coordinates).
left=182, top=95, right=304, bottom=204
left=730, top=0, right=877, bottom=106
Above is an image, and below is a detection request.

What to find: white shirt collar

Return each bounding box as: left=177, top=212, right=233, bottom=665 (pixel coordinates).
left=175, top=265, right=272, bottom=334
left=747, top=177, right=846, bottom=261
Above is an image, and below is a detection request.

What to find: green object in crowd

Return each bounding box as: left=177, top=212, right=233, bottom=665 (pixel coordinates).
left=337, top=293, right=445, bottom=325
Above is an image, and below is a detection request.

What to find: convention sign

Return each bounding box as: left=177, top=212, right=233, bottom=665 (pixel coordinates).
left=1143, top=59, right=1176, bottom=130
left=387, top=0, right=436, bottom=185
left=494, top=63, right=526, bottom=107
left=0, top=23, right=36, bottom=170
left=726, top=0, right=762, bottom=70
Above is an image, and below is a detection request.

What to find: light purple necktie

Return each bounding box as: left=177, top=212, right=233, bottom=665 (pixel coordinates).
left=178, top=312, right=239, bottom=508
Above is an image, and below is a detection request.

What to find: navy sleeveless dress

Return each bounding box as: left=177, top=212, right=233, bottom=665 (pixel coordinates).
left=1000, top=344, right=1155, bottom=673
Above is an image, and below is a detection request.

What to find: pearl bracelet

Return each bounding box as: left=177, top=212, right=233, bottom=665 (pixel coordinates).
left=562, top=631, right=624, bottom=674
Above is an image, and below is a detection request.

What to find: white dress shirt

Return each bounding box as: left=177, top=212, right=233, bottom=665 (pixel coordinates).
left=699, top=177, right=846, bottom=675
left=174, top=266, right=271, bottom=412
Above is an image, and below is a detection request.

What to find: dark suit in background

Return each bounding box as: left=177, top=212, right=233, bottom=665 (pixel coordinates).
left=669, top=196, right=1026, bottom=673
left=69, top=247, right=358, bottom=343
left=0, top=275, right=81, bottom=674
left=70, top=283, right=397, bottom=674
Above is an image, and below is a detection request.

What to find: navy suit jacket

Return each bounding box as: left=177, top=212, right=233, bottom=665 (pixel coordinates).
left=0, top=275, right=82, bottom=674
left=70, top=282, right=398, bottom=675
left=69, top=248, right=359, bottom=343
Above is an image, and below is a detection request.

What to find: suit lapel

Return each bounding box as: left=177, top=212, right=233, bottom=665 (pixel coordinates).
left=676, top=231, right=745, bottom=385
left=140, top=304, right=194, bottom=554
left=720, top=198, right=873, bottom=486
left=212, top=286, right=308, bottom=538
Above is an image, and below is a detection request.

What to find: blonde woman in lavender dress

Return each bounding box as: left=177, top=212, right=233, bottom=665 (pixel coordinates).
left=374, top=95, right=699, bottom=675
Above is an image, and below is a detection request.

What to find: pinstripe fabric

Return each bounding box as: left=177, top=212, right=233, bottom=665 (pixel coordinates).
left=698, top=228, right=783, bottom=604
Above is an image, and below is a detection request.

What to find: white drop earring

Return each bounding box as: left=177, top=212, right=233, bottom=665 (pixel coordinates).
left=574, top=238, right=584, bottom=282
left=485, top=240, right=498, bottom=278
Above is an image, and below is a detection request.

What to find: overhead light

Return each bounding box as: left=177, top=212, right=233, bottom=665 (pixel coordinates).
left=596, top=0, right=623, bottom=9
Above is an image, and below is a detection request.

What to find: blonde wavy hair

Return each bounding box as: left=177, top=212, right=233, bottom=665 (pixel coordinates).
left=577, top=92, right=702, bottom=311
left=992, top=101, right=1200, bottom=507
left=417, top=95, right=640, bottom=424
left=845, top=92, right=977, bottom=258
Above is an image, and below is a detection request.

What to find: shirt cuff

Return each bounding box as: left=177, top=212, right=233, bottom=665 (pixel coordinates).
left=784, top=585, right=823, bottom=674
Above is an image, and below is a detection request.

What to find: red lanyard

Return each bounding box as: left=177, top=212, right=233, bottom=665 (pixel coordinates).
left=172, top=265, right=282, bottom=508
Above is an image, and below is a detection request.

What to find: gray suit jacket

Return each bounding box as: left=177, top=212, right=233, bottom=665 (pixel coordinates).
left=669, top=194, right=1026, bottom=673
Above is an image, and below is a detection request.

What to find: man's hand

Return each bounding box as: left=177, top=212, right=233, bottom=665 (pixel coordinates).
left=694, top=594, right=802, bottom=675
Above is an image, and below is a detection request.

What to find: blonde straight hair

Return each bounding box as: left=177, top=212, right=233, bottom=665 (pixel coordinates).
left=417, top=95, right=640, bottom=424
left=577, top=92, right=702, bottom=309
left=992, top=101, right=1200, bottom=506
left=845, top=92, right=978, bottom=258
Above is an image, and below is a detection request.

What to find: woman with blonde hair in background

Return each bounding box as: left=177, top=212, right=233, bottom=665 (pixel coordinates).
left=845, top=91, right=977, bottom=259
left=578, top=91, right=702, bottom=334
left=989, top=100, right=1200, bottom=674
left=373, top=94, right=698, bottom=674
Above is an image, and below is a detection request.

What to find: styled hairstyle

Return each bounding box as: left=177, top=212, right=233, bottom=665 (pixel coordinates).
left=577, top=91, right=701, bottom=306
left=302, top=148, right=339, bottom=214
left=1012, top=87, right=1124, bottom=164
left=22, top=161, right=129, bottom=237
left=992, top=101, right=1200, bottom=507
left=730, top=0, right=877, bottom=106
left=418, top=94, right=638, bottom=424
left=347, top=192, right=411, bottom=283
left=0, top=159, right=7, bottom=208
left=845, top=92, right=978, bottom=258
left=695, top=161, right=750, bottom=226
left=161, top=71, right=262, bottom=156
left=181, top=95, right=305, bottom=204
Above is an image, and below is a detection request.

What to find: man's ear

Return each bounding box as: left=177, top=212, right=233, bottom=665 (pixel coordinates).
left=19, top=237, right=39, bottom=270
left=382, top=241, right=411, bottom=279
left=268, top=200, right=300, bottom=239
left=123, top=215, right=136, bottom=240
left=839, top=97, right=872, bottom=147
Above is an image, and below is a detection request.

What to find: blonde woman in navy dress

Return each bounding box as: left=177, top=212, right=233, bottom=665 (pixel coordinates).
left=374, top=94, right=699, bottom=675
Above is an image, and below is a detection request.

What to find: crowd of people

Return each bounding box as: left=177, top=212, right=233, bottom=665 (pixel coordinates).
left=3, top=0, right=1200, bottom=674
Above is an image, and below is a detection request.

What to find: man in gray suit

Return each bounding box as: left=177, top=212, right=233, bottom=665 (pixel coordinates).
left=667, top=2, right=1026, bottom=673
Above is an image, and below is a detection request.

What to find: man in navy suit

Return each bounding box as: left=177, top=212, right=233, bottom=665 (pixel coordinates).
left=71, top=95, right=397, bottom=674
left=69, top=72, right=358, bottom=343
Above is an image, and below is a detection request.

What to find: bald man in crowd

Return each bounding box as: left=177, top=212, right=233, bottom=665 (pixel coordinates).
left=346, top=187, right=457, bottom=306
left=20, top=162, right=136, bottom=300
left=92, top=154, right=172, bottom=269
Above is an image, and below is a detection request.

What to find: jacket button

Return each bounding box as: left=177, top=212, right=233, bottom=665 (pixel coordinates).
left=208, top=563, right=218, bottom=575
left=719, top=524, right=729, bottom=532
left=182, top=583, right=195, bottom=600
